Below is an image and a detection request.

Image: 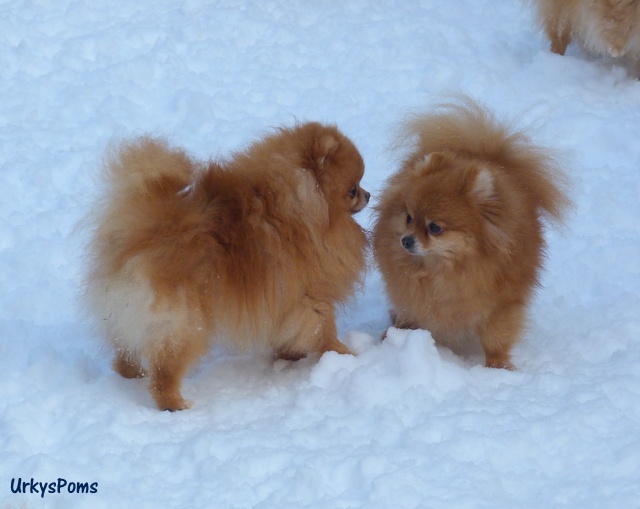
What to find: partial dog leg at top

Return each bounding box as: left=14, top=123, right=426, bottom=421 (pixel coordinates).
left=545, top=18, right=571, bottom=55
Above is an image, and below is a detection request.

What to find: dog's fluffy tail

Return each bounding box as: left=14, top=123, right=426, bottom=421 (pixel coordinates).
left=103, top=137, right=194, bottom=197
left=400, top=97, right=571, bottom=224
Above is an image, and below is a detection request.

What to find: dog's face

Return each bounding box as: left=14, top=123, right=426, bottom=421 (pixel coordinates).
left=296, top=123, right=370, bottom=215
left=383, top=152, right=498, bottom=266
left=346, top=180, right=370, bottom=214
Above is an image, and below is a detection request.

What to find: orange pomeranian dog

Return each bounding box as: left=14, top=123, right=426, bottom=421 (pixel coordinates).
left=373, top=99, right=570, bottom=370
left=84, top=122, right=369, bottom=411
left=532, top=0, right=640, bottom=59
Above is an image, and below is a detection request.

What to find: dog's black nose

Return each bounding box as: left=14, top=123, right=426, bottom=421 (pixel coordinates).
left=401, top=236, right=415, bottom=250
left=364, top=191, right=371, bottom=203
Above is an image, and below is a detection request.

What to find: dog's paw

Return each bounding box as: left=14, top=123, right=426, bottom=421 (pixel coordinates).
left=485, top=358, right=516, bottom=371
left=162, top=398, right=193, bottom=412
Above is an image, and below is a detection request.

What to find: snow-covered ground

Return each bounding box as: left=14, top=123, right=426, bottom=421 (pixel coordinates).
left=2, top=0, right=640, bottom=507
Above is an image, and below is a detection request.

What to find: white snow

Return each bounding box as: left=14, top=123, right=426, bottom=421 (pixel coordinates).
left=2, top=0, right=640, bottom=507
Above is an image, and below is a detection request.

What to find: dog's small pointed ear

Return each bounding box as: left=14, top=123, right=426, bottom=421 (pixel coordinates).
left=414, top=152, right=447, bottom=174
left=424, top=152, right=447, bottom=167
left=470, top=167, right=496, bottom=204
left=470, top=166, right=508, bottom=249
left=316, top=134, right=340, bottom=168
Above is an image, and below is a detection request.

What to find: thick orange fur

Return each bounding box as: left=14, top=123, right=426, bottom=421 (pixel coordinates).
left=531, top=0, right=640, bottom=59
left=84, top=123, right=369, bottom=410
left=373, top=98, right=570, bottom=370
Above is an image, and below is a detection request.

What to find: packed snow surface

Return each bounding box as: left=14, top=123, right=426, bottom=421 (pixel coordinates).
left=2, top=0, right=640, bottom=507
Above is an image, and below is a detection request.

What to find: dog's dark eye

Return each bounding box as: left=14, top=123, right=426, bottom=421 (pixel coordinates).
left=427, top=222, right=443, bottom=235
left=406, top=214, right=413, bottom=224
left=349, top=186, right=358, bottom=199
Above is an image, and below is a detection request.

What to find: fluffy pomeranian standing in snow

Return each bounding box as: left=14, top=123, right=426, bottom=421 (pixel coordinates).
left=373, top=98, right=570, bottom=370
left=84, top=122, right=369, bottom=411
left=532, top=0, right=640, bottom=59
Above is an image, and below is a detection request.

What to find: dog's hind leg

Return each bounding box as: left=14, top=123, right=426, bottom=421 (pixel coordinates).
left=147, top=329, right=208, bottom=411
